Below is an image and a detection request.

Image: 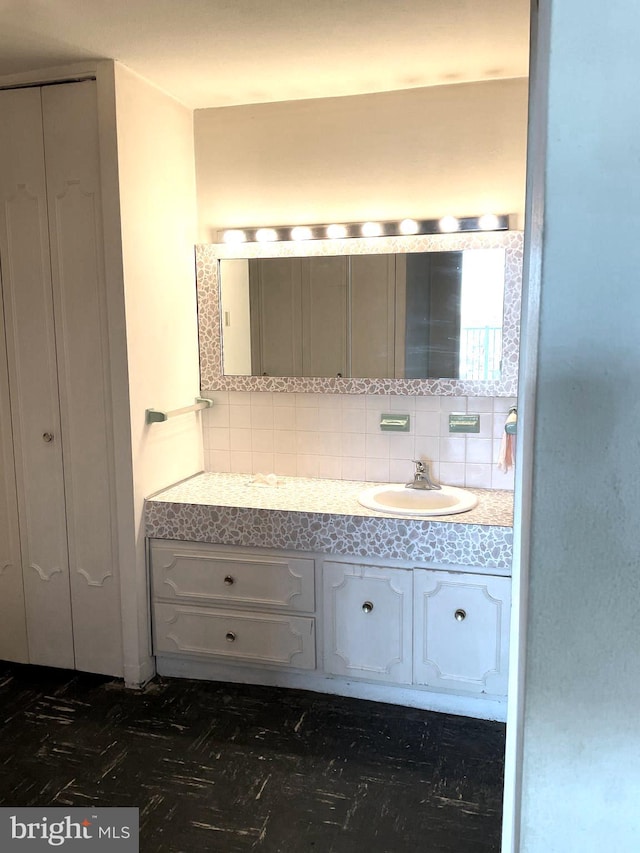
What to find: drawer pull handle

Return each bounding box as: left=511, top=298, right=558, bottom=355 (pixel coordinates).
left=454, top=609, right=467, bottom=622
left=362, top=601, right=374, bottom=614
left=225, top=631, right=236, bottom=642
left=224, top=575, right=235, bottom=586
left=42, top=432, right=54, bottom=443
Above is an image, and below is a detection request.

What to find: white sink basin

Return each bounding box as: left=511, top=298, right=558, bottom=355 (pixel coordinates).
left=357, top=484, right=478, bottom=517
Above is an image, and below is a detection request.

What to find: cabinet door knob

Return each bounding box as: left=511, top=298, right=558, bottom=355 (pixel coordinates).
left=224, top=575, right=235, bottom=586
left=42, top=432, right=54, bottom=443
left=454, top=609, right=467, bottom=622
left=225, top=631, right=236, bottom=642
left=362, top=601, right=374, bottom=614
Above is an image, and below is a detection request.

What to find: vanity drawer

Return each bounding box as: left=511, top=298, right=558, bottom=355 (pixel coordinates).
left=153, top=602, right=316, bottom=670
left=150, top=541, right=315, bottom=611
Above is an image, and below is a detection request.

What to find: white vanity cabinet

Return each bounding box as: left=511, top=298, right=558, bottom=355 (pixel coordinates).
left=149, top=534, right=511, bottom=720
left=322, top=561, right=413, bottom=684
left=413, top=570, right=511, bottom=695
left=0, top=81, right=122, bottom=675
left=150, top=541, right=316, bottom=670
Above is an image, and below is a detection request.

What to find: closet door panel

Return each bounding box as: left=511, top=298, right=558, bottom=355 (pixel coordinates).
left=42, top=82, right=122, bottom=676
left=0, top=291, right=28, bottom=663
left=0, top=87, right=74, bottom=668
left=301, top=257, right=348, bottom=378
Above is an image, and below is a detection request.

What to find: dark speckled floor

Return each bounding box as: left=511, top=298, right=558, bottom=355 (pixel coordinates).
left=0, top=663, right=505, bottom=852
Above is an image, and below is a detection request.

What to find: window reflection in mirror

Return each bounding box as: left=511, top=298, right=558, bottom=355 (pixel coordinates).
left=219, top=249, right=506, bottom=381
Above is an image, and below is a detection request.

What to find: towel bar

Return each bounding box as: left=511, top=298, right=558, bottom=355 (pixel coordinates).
left=145, top=397, right=213, bottom=424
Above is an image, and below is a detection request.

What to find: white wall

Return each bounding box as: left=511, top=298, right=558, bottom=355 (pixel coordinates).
left=517, top=1, right=640, bottom=849
left=100, top=62, right=202, bottom=684
left=220, top=260, right=251, bottom=374
left=194, top=78, right=529, bottom=241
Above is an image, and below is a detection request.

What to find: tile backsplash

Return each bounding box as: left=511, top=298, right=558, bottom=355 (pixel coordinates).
left=202, top=392, right=516, bottom=490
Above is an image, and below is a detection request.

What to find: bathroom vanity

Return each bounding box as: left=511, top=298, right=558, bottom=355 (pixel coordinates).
left=145, top=473, right=513, bottom=721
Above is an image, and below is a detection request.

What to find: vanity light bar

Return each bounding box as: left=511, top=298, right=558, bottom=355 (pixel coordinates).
left=218, top=214, right=511, bottom=244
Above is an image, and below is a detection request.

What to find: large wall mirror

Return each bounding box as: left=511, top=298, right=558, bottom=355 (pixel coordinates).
left=197, top=230, right=522, bottom=396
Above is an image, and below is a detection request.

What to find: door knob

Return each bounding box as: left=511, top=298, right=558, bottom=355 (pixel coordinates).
left=42, top=432, right=54, bottom=443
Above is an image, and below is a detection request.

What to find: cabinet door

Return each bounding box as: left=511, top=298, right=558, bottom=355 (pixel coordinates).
left=0, top=86, right=75, bottom=668
left=249, top=258, right=303, bottom=376
left=0, top=289, right=28, bottom=663
left=42, top=82, right=123, bottom=676
left=414, top=570, right=510, bottom=695
left=350, top=254, right=396, bottom=378
left=323, top=562, right=412, bottom=684
left=301, top=257, right=348, bottom=378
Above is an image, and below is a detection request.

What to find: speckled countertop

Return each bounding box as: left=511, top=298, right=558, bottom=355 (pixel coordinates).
left=145, top=473, right=514, bottom=570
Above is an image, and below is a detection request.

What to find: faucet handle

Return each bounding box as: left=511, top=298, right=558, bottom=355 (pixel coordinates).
left=412, top=459, right=426, bottom=474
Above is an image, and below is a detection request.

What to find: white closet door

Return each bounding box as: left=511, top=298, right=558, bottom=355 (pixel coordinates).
left=0, top=289, right=28, bottom=663
left=42, top=82, right=123, bottom=676
left=0, top=87, right=75, bottom=668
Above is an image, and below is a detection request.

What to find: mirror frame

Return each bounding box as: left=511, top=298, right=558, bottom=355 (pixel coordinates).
left=196, top=230, right=523, bottom=396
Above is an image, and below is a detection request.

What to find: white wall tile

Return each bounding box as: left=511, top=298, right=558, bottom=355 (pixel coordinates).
left=317, top=432, right=342, bottom=456
left=229, top=450, right=252, bottom=473
left=317, top=456, right=342, bottom=479
left=206, top=427, right=231, bottom=451
left=467, top=397, right=494, bottom=413
left=388, top=395, right=416, bottom=413
left=205, top=401, right=230, bottom=427
left=209, top=393, right=514, bottom=490
left=342, top=457, right=366, bottom=481
left=440, top=437, right=466, bottom=463
left=252, top=451, right=274, bottom=472
left=341, top=408, right=366, bottom=433
left=389, top=433, right=415, bottom=460
left=341, top=432, right=365, bottom=457
left=465, top=463, right=493, bottom=489
left=273, top=406, right=296, bottom=430
left=414, top=436, right=440, bottom=461
left=252, top=430, right=274, bottom=453
left=415, top=396, right=440, bottom=412
left=366, top=457, right=390, bottom=482
left=365, top=433, right=391, bottom=458
left=273, top=453, right=297, bottom=475
left=230, top=428, right=252, bottom=451
left=251, top=406, right=273, bottom=429
left=466, top=438, right=493, bottom=464
left=415, top=411, right=440, bottom=435
left=390, top=457, right=414, bottom=483
left=297, top=454, right=320, bottom=478
left=440, top=461, right=465, bottom=486
left=230, top=405, right=252, bottom=428
left=207, top=449, right=231, bottom=473
left=274, top=429, right=296, bottom=454
left=440, top=396, right=467, bottom=413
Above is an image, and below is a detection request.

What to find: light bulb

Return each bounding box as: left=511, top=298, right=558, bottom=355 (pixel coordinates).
left=223, top=229, right=246, bottom=244
left=326, top=224, right=347, bottom=239
left=361, top=221, right=382, bottom=237
left=478, top=213, right=500, bottom=231
left=291, top=226, right=312, bottom=241
left=399, top=218, right=419, bottom=235
left=438, top=216, right=460, bottom=233
left=256, top=228, right=278, bottom=242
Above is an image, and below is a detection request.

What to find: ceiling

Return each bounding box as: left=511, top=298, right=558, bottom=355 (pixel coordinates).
left=0, top=0, right=530, bottom=110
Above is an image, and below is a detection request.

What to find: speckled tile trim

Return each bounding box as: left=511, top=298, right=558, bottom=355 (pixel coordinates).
left=196, top=231, right=523, bottom=396
left=145, top=474, right=513, bottom=569
left=145, top=503, right=512, bottom=569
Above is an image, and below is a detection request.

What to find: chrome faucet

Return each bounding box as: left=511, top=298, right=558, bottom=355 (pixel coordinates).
left=406, top=460, right=441, bottom=490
